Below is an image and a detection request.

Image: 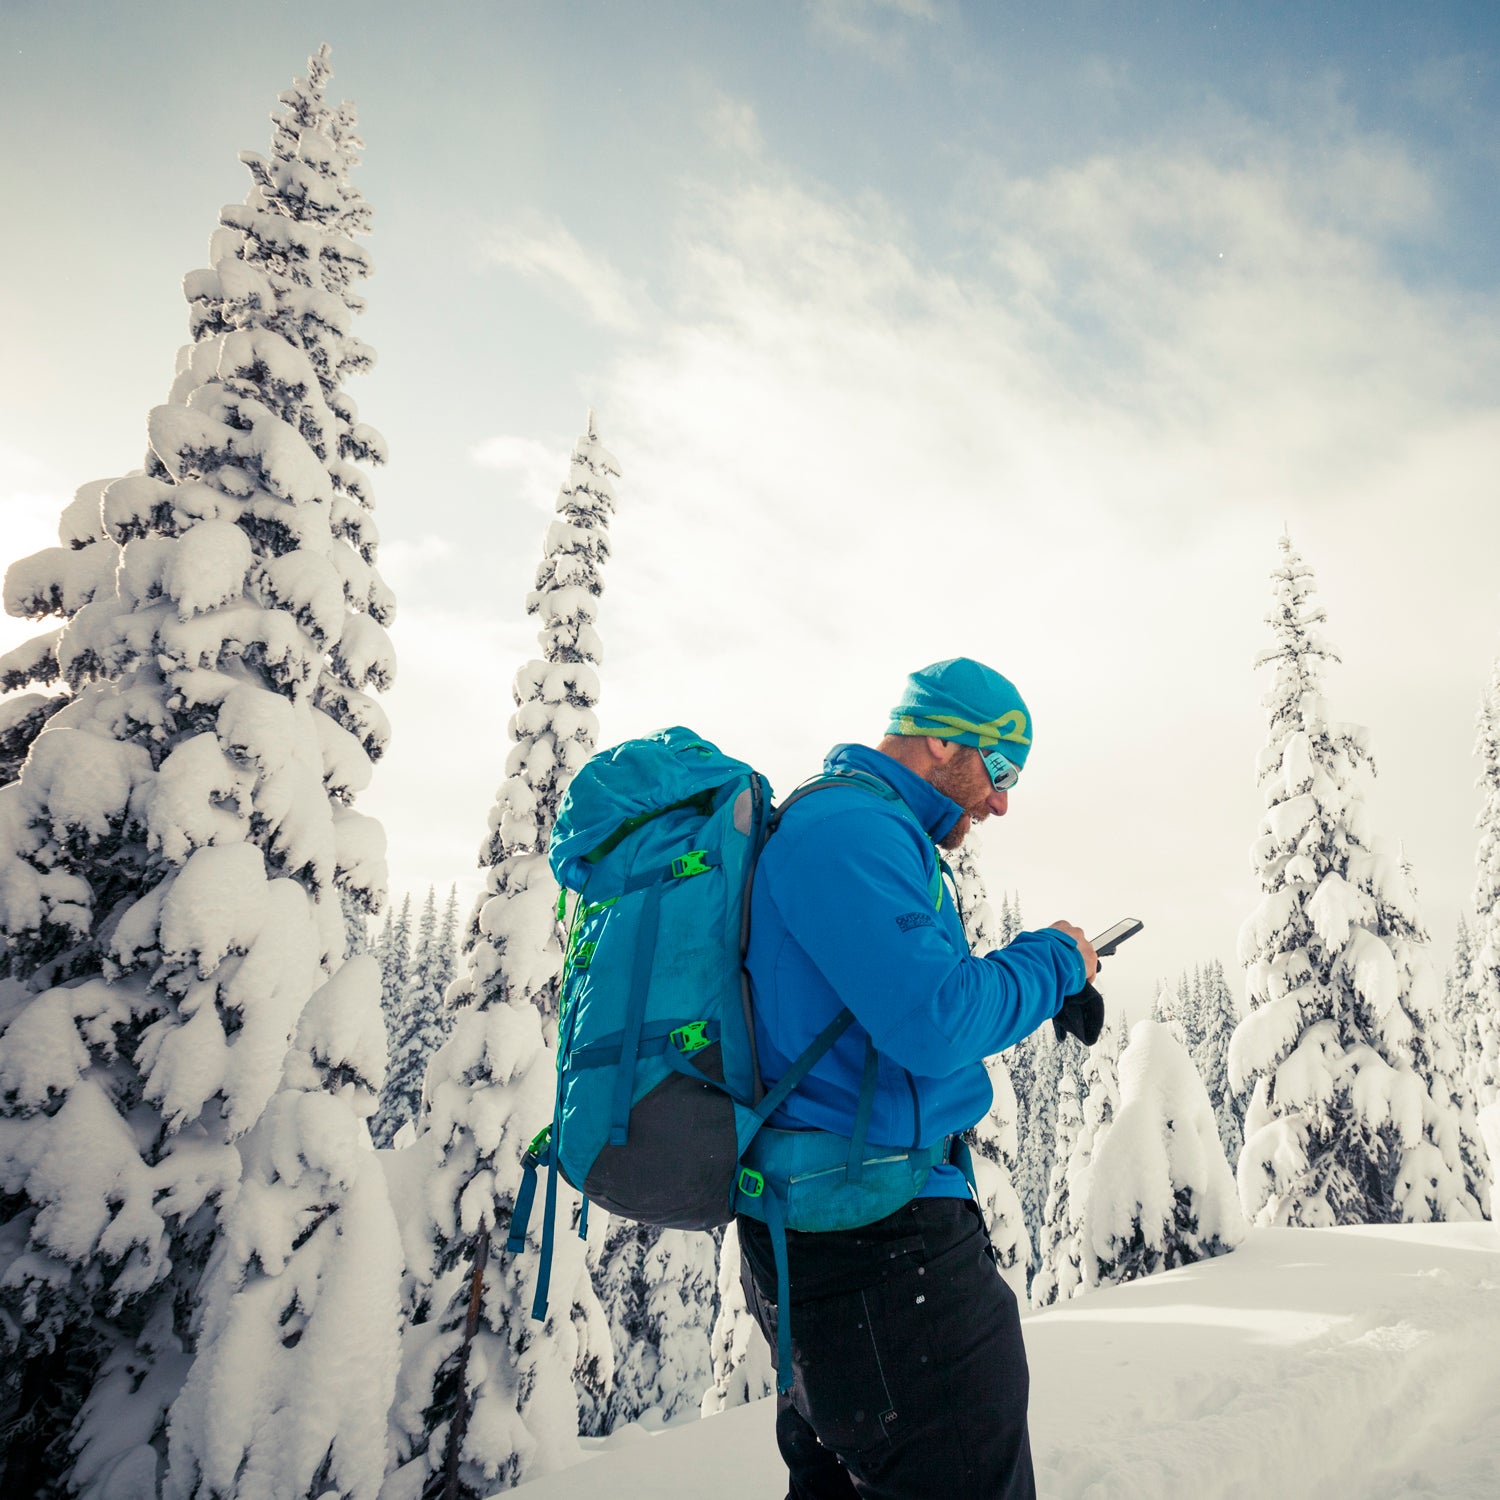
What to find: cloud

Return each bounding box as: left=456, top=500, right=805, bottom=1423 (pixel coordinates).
left=485, top=213, right=648, bottom=332
left=470, top=433, right=573, bottom=512
left=706, top=93, right=763, bottom=157
left=373, top=534, right=456, bottom=596
left=806, top=0, right=940, bottom=65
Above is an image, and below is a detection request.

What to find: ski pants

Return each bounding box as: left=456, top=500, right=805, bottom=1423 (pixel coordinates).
left=738, top=1196, right=1037, bottom=1500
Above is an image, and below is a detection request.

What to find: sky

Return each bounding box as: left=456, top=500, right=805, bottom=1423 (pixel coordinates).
left=3, top=1, right=1500, bottom=1018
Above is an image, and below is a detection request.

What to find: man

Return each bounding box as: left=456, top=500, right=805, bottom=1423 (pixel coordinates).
left=738, top=656, right=1102, bottom=1500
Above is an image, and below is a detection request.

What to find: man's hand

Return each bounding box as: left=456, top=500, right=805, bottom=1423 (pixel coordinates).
left=1048, top=920, right=1097, bottom=983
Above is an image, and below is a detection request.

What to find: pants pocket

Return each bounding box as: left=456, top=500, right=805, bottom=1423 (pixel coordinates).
left=789, top=1283, right=911, bottom=1462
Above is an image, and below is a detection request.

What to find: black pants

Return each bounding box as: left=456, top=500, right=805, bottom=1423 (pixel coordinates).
left=738, top=1198, right=1036, bottom=1500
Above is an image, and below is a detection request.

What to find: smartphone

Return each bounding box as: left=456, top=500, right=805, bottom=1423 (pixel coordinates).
left=1091, top=918, right=1144, bottom=957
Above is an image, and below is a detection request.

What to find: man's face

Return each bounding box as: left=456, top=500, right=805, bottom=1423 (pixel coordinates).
left=930, top=744, right=1009, bottom=850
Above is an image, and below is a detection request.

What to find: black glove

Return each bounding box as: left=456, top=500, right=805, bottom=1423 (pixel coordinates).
left=1053, top=982, right=1105, bottom=1046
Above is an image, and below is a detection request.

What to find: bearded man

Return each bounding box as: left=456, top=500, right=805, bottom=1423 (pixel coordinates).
left=737, top=656, right=1103, bottom=1500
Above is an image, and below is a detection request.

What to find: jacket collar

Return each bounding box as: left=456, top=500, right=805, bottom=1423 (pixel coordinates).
left=824, top=743, right=964, bottom=845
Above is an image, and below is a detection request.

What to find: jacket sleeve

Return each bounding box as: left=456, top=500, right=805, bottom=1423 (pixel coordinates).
left=764, top=803, right=1086, bottom=1077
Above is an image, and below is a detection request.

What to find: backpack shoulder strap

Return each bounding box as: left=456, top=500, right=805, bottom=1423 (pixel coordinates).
left=770, top=768, right=944, bottom=911
left=769, top=767, right=899, bottom=829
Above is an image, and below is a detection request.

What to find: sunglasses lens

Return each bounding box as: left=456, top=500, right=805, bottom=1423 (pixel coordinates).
left=983, top=751, right=1018, bottom=791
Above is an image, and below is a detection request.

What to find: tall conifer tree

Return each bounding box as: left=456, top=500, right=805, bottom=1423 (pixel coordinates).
left=0, top=46, right=398, bottom=1495
left=1029, top=1072, right=1083, bottom=1309
left=1231, top=536, right=1475, bottom=1227
left=390, top=418, right=617, bottom=1495
left=1468, top=665, right=1500, bottom=1111
left=373, top=886, right=456, bottom=1147
left=1192, top=959, right=1246, bottom=1165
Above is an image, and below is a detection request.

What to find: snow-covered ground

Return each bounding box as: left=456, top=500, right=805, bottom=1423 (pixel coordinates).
left=519, top=1223, right=1500, bottom=1498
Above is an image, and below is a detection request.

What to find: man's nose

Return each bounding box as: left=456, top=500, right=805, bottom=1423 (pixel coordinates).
left=986, top=788, right=1009, bottom=817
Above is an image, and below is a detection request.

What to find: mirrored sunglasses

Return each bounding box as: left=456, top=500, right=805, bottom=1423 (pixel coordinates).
left=981, top=749, right=1021, bottom=792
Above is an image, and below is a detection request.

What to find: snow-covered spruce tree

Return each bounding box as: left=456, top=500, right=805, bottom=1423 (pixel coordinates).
left=0, top=45, right=397, bottom=1497
left=458, top=412, right=617, bottom=1046
left=700, top=1223, right=773, bottom=1416
left=1150, top=977, right=1183, bottom=1044
left=1008, top=1021, right=1063, bottom=1277
left=1445, top=915, right=1478, bottom=1076
left=1028, top=1071, right=1083, bottom=1309
left=995, top=890, right=1023, bottom=946
left=1439, top=916, right=1493, bottom=1211
left=1087, top=1021, right=1247, bottom=1289
left=1193, top=959, right=1245, bottom=1166
left=948, top=836, right=1028, bottom=1293
left=1469, top=663, right=1500, bottom=1112
left=438, top=884, right=459, bottom=979
left=1230, top=536, right=1476, bottom=1228
left=387, top=419, right=617, bottom=1496
left=377, top=891, right=413, bottom=1044
left=1381, top=857, right=1490, bottom=1221
left=583, top=1220, right=716, bottom=1433
left=373, top=886, right=456, bottom=1148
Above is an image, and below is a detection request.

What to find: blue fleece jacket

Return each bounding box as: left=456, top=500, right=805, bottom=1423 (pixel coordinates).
left=745, top=743, right=1086, bottom=1198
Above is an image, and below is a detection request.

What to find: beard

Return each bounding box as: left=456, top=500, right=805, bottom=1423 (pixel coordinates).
left=930, top=751, right=988, bottom=849
left=938, top=812, right=972, bottom=851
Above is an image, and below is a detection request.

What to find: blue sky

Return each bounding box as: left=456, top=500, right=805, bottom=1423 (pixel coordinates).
left=4, top=1, right=1499, bottom=1011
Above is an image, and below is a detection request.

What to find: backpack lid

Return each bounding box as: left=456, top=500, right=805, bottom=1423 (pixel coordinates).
left=550, top=726, right=759, bottom=889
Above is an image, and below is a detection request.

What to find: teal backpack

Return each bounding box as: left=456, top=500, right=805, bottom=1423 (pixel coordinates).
left=506, top=726, right=973, bottom=1390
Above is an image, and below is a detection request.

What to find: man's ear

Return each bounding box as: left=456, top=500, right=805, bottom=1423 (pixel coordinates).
left=925, top=736, right=958, bottom=764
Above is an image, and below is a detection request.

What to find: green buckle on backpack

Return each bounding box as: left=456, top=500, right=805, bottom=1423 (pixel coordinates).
left=671, top=1021, right=711, bottom=1053
left=571, top=940, right=597, bottom=970
left=671, top=850, right=712, bottom=879
left=738, top=1167, right=765, bottom=1199
left=525, top=1124, right=551, bottom=1163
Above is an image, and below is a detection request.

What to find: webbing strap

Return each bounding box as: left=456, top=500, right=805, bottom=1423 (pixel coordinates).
left=760, top=1188, right=795, bottom=1395
left=570, top=1018, right=719, bottom=1071
left=845, top=1037, right=880, bottom=1184
left=506, top=1152, right=540, bottom=1254
left=950, top=1133, right=978, bottom=1197
left=610, top=880, right=664, bottom=1146
left=739, top=1007, right=856, bottom=1154
left=606, top=850, right=719, bottom=901
left=578, top=1195, right=590, bottom=1242
left=532, top=1129, right=560, bottom=1321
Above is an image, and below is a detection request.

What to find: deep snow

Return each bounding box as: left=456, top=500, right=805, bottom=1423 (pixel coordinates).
left=516, top=1222, right=1500, bottom=1499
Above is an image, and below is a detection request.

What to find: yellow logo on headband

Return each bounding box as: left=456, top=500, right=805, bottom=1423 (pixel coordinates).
left=899, top=712, right=1031, bottom=748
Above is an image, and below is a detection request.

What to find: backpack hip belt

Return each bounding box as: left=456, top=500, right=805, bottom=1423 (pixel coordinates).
left=732, top=1129, right=977, bottom=1383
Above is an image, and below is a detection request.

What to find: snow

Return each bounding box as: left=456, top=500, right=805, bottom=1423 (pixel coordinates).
left=260, top=548, right=348, bottom=649
left=1307, top=869, right=1375, bottom=950
left=163, top=518, right=252, bottom=618
left=147, top=732, right=254, bottom=860
left=333, top=609, right=396, bottom=691
left=3, top=539, right=116, bottom=619
left=0, top=625, right=62, bottom=691
left=518, top=1224, right=1500, bottom=1500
